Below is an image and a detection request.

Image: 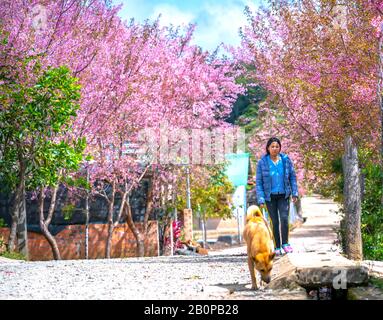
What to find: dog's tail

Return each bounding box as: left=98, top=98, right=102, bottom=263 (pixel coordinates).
left=246, top=205, right=263, bottom=223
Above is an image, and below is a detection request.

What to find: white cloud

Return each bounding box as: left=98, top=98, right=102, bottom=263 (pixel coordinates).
left=150, top=4, right=195, bottom=28
left=193, top=1, right=248, bottom=52
left=114, top=0, right=264, bottom=53
left=115, top=0, right=148, bottom=23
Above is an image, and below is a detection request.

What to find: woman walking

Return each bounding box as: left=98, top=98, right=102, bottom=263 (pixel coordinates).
left=256, top=137, right=299, bottom=255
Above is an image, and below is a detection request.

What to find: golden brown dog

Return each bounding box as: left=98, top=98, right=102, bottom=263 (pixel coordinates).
left=243, top=205, right=275, bottom=289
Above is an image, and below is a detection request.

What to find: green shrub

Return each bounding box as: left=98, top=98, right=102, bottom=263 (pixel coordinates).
left=332, top=157, right=383, bottom=261
left=370, top=277, right=383, bottom=290
left=361, top=163, right=383, bottom=261
left=0, top=236, right=27, bottom=260
left=0, top=218, right=7, bottom=228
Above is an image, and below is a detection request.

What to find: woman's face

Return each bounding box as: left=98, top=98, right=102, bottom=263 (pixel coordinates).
left=268, top=142, right=280, bottom=157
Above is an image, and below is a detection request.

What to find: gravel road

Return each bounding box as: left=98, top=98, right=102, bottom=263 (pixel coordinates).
left=0, top=246, right=307, bottom=300
left=1, top=197, right=341, bottom=300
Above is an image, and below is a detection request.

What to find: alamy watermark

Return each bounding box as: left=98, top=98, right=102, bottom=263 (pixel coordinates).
left=332, top=268, right=347, bottom=290
left=137, top=122, right=247, bottom=165
left=31, top=4, right=48, bottom=32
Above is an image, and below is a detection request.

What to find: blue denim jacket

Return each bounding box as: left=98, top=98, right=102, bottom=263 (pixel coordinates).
left=256, top=153, right=298, bottom=204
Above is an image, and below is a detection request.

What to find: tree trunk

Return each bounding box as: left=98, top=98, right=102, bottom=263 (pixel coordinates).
left=105, top=182, right=116, bottom=259
left=342, top=136, right=363, bottom=260
left=39, top=188, right=61, bottom=260
left=105, top=219, right=114, bottom=259
left=378, top=33, right=383, bottom=161
left=377, top=33, right=383, bottom=204
left=143, top=179, right=153, bottom=235
left=105, top=200, right=114, bottom=259
left=16, top=179, right=28, bottom=258
left=125, top=199, right=145, bottom=257
left=15, top=148, right=28, bottom=258
left=7, top=194, right=19, bottom=252
left=161, top=222, right=169, bottom=256
left=118, top=166, right=152, bottom=258
left=8, top=216, right=18, bottom=252
left=136, top=233, right=145, bottom=257
left=8, top=162, right=28, bottom=257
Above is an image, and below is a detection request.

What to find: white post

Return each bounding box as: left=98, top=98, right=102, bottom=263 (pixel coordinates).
left=237, top=207, right=241, bottom=243
left=170, top=219, right=174, bottom=256
left=157, top=222, right=160, bottom=256
left=85, top=165, right=90, bottom=259
left=186, top=165, right=191, bottom=210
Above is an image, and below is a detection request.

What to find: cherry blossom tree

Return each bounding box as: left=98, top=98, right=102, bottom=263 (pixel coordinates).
left=0, top=0, right=118, bottom=256
left=1, top=0, right=244, bottom=259
left=81, top=20, right=243, bottom=257
left=239, top=0, right=382, bottom=260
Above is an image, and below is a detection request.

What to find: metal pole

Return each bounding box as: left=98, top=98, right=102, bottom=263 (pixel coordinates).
left=201, top=213, right=206, bottom=249
left=170, top=218, right=174, bottom=256
left=85, top=165, right=90, bottom=259
left=186, top=165, right=191, bottom=209
left=237, top=207, right=241, bottom=243
left=172, top=186, right=177, bottom=256
left=173, top=187, right=178, bottom=224
left=157, top=222, right=160, bottom=256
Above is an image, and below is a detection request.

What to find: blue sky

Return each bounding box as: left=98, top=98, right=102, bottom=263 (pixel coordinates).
left=113, top=0, right=264, bottom=52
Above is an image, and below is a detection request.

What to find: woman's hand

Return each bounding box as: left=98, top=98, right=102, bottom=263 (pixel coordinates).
left=292, top=196, right=298, bottom=203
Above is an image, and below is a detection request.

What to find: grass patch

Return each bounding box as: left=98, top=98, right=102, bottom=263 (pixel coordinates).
left=0, top=251, right=27, bottom=261
left=370, top=277, right=383, bottom=290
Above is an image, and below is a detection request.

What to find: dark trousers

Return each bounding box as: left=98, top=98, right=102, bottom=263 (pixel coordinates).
left=266, top=194, right=290, bottom=248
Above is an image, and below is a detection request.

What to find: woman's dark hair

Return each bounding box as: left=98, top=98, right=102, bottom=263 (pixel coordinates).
left=266, top=137, right=281, bottom=154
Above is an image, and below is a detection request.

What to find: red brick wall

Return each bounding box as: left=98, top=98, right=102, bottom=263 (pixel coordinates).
left=0, top=221, right=159, bottom=261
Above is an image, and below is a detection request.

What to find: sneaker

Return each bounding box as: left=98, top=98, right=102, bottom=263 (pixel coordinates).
left=282, top=244, right=293, bottom=254
left=274, top=248, right=283, bottom=256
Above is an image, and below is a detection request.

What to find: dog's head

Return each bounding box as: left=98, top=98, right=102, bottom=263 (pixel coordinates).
left=253, top=252, right=276, bottom=283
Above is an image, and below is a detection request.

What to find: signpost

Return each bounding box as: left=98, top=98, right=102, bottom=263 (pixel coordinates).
left=224, top=153, right=250, bottom=244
